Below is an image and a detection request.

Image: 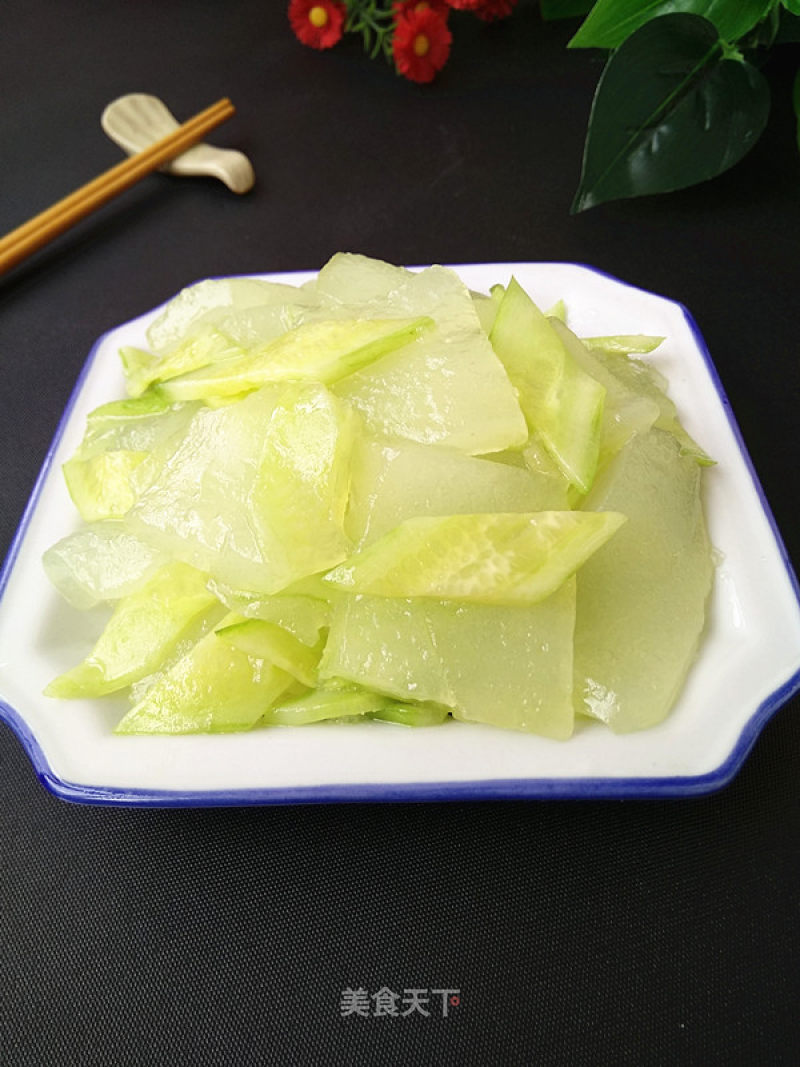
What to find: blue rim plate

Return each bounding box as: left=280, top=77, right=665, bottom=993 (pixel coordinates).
left=2, top=262, right=799, bottom=807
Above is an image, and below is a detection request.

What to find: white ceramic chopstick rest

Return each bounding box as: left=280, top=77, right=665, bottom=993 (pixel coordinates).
left=101, top=93, right=255, bottom=194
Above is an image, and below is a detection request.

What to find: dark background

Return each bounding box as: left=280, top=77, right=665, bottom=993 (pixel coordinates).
left=1, top=3, right=799, bottom=1064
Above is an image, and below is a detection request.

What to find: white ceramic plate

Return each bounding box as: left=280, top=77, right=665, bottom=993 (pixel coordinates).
left=2, top=263, right=799, bottom=806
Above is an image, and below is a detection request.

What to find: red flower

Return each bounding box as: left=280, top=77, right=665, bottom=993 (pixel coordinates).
left=393, top=0, right=451, bottom=18
left=288, top=0, right=346, bottom=50
left=392, top=7, right=452, bottom=84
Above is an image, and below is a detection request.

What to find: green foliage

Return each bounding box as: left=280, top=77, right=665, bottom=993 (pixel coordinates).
left=572, top=14, right=770, bottom=211
left=553, top=0, right=798, bottom=210
left=569, top=1, right=775, bottom=50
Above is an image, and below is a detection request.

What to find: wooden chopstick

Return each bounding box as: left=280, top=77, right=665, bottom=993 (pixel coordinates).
left=0, top=97, right=235, bottom=276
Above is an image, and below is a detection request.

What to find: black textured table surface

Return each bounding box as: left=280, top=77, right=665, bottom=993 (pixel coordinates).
left=2, top=4, right=799, bottom=1065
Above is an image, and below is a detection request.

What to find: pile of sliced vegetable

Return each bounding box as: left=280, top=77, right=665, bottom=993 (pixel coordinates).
left=43, top=254, right=714, bottom=738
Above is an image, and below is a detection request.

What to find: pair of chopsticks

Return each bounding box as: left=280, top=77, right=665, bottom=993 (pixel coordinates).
left=0, top=97, right=235, bottom=276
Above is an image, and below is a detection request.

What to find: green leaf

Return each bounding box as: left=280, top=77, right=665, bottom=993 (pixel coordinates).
left=783, top=0, right=800, bottom=15
left=540, top=0, right=595, bottom=18
left=572, top=14, right=771, bottom=212
left=570, top=0, right=777, bottom=49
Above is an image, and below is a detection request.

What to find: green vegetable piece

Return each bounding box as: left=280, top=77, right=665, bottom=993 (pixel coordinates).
left=75, top=395, right=200, bottom=456
left=115, top=617, right=294, bottom=734
left=45, top=562, right=218, bottom=698
left=583, top=335, right=664, bottom=357
left=549, top=318, right=661, bottom=469
left=206, top=587, right=330, bottom=647
left=574, top=428, right=714, bottom=732
left=568, top=0, right=775, bottom=51
left=490, top=277, right=606, bottom=492
left=370, top=702, right=450, bottom=727
left=63, top=395, right=203, bottom=521
left=572, top=14, right=770, bottom=212
left=216, top=618, right=323, bottom=687
left=63, top=449, right=147, bottom=522
left=251, top=382, right=356, bottom=579
left=159, top=317, right=432, bottom=401
left=80, top=392, right=170, bottom=443
left=121, top=328, right=245, bottom=398
left=324, top=511, right=625, bottom=605
left=545, top=298, right=568, bottom=323
left=263, top=685, right=389, bottom=726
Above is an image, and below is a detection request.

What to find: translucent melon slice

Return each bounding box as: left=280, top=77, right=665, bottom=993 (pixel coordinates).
left=574, top=428, right=714, bottom=732
left=334, top=339, right=527, bottom=455
left=70, top=395, right=201, bottom=459
left=126, top=382, right=354, bottom=594
left=124, top=385, right=285, bottom=590
left=43, top=521, right=167, bottom=609
left=321, top=255, right=526, bottom=454
left=315, top=252, right=411, bottom=303
left=429, top=585, right=576, bottom=738
left=589, top=345, right=713, bottom=465
left=319, top=585, right=576, bottom=739
left=251, top=381, right=356, bottom=578
left=345, top=434, right=569, bottom=547
left=63, top=395, right=202, bottom=521
left=214, top=299, right=323, bottom=347
left=324, top=512, right=625, bottom=606
left=319, top=595, right=456, bottom=707
left=489, top=278, right=606, bottom=492
left=115, top=621, right=294, bottom=734
left=146, top=277, right=320, bottom=355
left=45, top=562, right=219, bottom=698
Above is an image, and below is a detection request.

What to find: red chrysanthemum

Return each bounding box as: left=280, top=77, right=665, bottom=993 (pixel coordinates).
left=288, top=0, right=346, bottom=50
left=393, top=0, right=451, bottom=19
left=392, top=7, right=452, bottom=84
